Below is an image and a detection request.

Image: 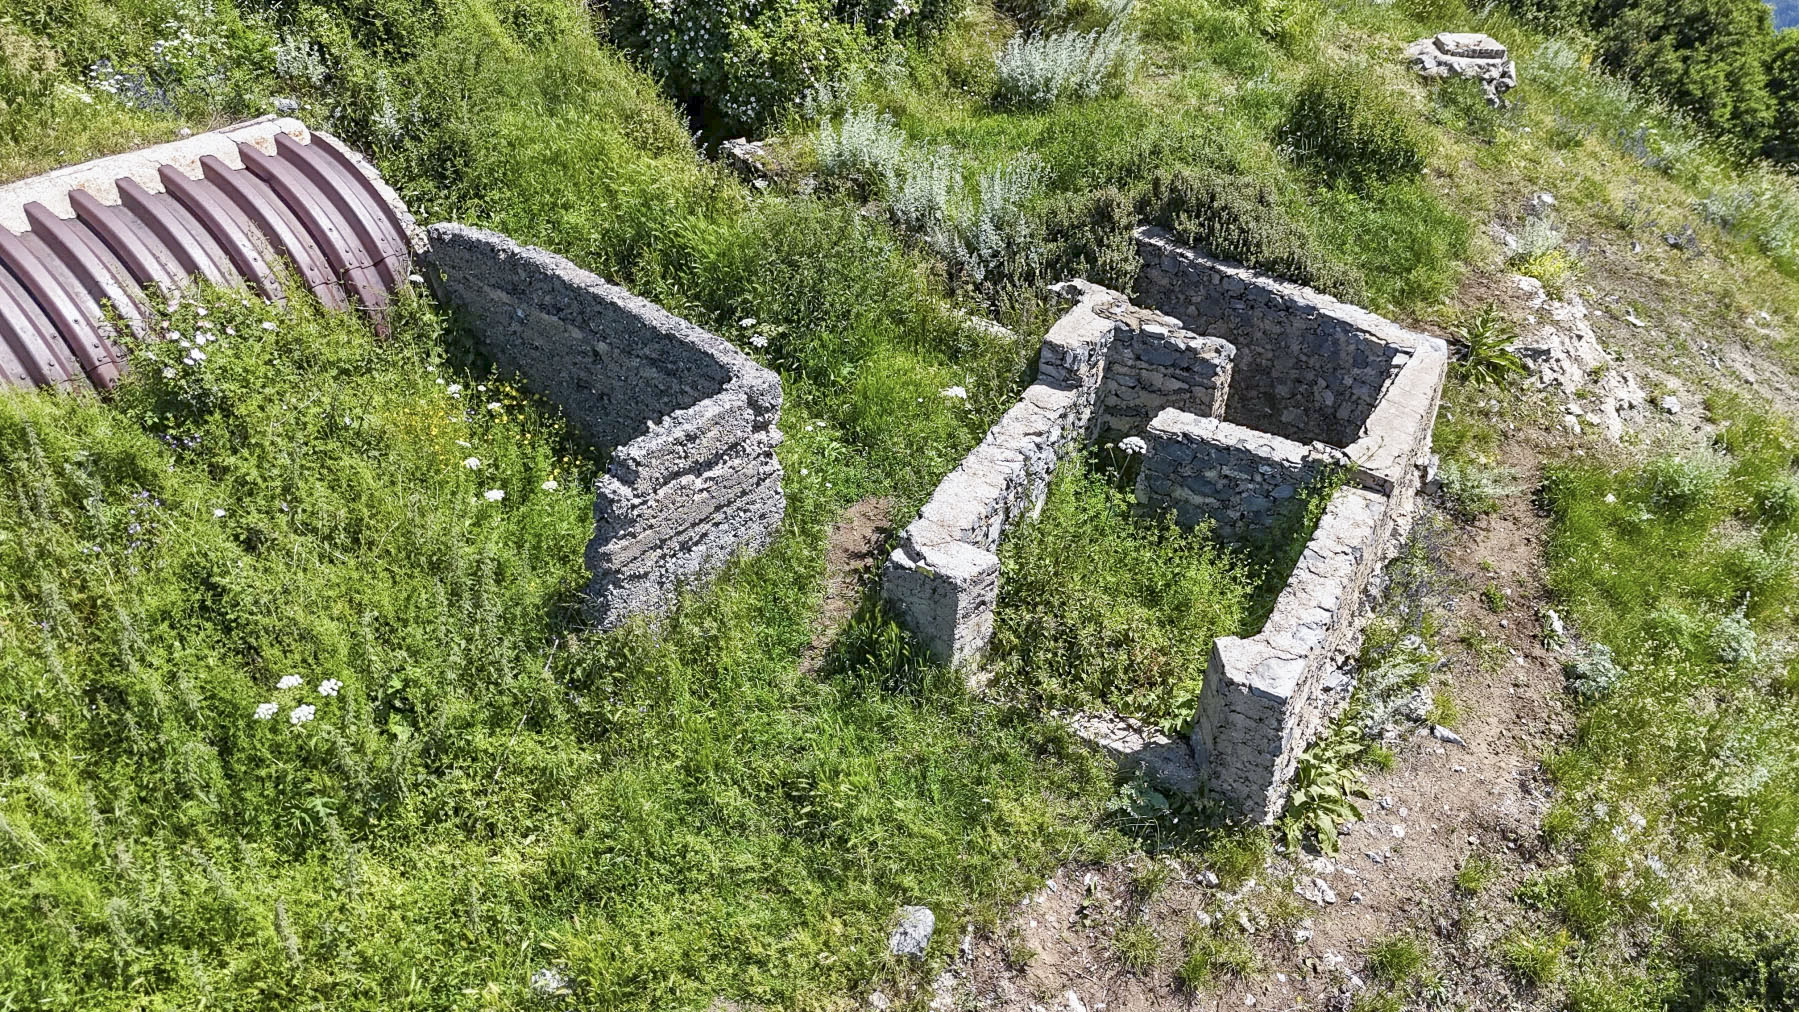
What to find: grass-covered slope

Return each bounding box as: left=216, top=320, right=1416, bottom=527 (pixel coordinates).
left=0, top=289, right=1109, bottom=1009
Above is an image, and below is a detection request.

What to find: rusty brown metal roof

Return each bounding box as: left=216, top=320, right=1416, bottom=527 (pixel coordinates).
left=0, top=131, right=413, bottom=393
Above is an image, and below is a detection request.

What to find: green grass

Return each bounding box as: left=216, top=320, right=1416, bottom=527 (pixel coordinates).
left=1367, top=934, right=1428, bottom=987
left=0, top=291, right=1112, bottom=1009
left=990, top=460, right=1254, bottom=732
left=1541, top=392, right=1799, bottom=1006
left=1113, top=921, right=1164, bottom=972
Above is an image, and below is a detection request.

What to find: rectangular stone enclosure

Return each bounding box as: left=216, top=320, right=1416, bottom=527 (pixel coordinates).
left=427, top=224, right=785, bottom=628
left=883, top=233, right=1448, bottom=822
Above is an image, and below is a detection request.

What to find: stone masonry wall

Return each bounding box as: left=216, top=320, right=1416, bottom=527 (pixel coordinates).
left=1192, top=486, right=1400, bottom=823
left=1134, top=227, right=1410, bottom=448
left=882, top=282, right=1123, bottom=669
left=426, top=224, right=785, bottom=628
left=1135, top=409, right=1348, bottom=545
left=1093, top=302, right=1235, bottom=443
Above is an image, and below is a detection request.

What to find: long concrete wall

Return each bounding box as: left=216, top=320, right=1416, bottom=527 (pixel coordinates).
left=882, top=282, right=1129, bottom=669
left=426, top=224, right=785, bottom=627
left=1134, top=227, right=1412, bottom=449
left=1191, top=485, right=1400, bottom=823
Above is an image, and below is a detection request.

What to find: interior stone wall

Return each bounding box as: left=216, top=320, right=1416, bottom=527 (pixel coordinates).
left=1093, top=301, right=1235, bottom=444
left=1134, top=409, right=1348, bottom=544
left=426, top=224, right=785, bottom=628
left=1134, top=227, right=1411, bottom=448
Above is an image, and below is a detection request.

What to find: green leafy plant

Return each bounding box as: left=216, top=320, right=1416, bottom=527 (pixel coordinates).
left=1502, top=929, right=1572, bottom=986
left=1280, top=66, right=1427, bottom=189
left=1278, top=725, right=1372, bottom=854
left=1367, top=934, right=1428, bottom=986
left=1450, top=303, right=1527, bottom=388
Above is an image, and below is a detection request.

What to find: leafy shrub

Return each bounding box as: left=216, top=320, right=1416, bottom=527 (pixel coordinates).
left=990, top=461, right=1251, bottom=731
left=1766, top=30, right=1799, bottom=168
left=1436, top=459, right=1523, bottom=518
left=1450, top=303, right=1527, bottom=388
left=1643, top=452, right=1729, bottom=516
left=814, top=109, right=1050, bottom=293
left=1142, top=170, right=1367, bottom=301
left=815, top=105, right=909, bottom=189
left=1277, top=725, right=1372, bottom=854
left=1512, top=214, right=1579, bottom=293
left=1040, top=186, right=1142, bottom=290
left=1757, top=475, right=1799, bottom=526
left=599, top=0, right=884, bottom=134
left=1586, top=0, right=1777, bottom=151
left=1711, top=605, right=1759, bottom=668
left=1565, top=642, right=1627, bottom=700
left=993, top=20, right=1139, bottom=107
left=1698, top=170, right=1799, bottom=277
left=1280, top=67, right=1426, bottom=189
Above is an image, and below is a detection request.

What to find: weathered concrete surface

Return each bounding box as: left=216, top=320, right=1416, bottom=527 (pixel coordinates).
left=427, top=224, right=784, bottom=628
left=1405, top=32, right=1518, bottom=106
left=1194, top=486, right=1400, bottom=823
left=1, top=117, right=300, bottom=231
left=1135, top=409, right=1348, bottom=544
left=882, top=282, right=1121, bottom=669
left=1135, top=227, right=1416, bottom=449
left=1068, top=711, right=1203, bottom=796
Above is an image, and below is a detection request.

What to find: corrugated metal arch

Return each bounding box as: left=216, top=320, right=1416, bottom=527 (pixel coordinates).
left=0, top=125, right=415, bottom=393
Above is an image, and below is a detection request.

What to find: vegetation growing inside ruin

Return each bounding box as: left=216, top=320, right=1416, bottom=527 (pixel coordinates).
left=2, top=0, right=1799, bottom=1005
left=990, top=460, right=1252, bottom=732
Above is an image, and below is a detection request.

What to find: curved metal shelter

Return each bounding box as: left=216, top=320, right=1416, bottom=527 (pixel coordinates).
left=0, top=119, right=416, bottom=393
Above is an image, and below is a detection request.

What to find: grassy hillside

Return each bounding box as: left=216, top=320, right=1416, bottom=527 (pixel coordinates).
left=2, top=0, right=1798, bottom=1007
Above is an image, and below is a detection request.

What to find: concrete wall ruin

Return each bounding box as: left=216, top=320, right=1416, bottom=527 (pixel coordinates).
left=885, top=231, right=1449, bottom=823
left=426, top=224, right=785, bottom=628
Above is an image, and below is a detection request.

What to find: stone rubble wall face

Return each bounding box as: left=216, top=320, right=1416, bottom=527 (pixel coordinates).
left=1133, top=228, right=1408, bottom=448
left=1095, top=307, right=1235, bottom=443
left=1194, top=486, right=1398, bottom=822
left=880, top=285, right=1124, bottom=667
left=426, top=224, right=785, bottom=627
left=1135, top=409, right=1347, bottom=544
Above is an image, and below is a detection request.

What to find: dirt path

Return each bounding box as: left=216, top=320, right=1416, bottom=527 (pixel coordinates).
left=800, top=497, right=894, bottom=675
left=936, top=438, right=1572, bottom=1011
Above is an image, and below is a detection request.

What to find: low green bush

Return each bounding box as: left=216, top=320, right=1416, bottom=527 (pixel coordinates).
left=1279, top=67, right=1426, bottom=189
left=1142, top=169, right=1368, bottom=301
left=596, top=0, right=955, bottom=134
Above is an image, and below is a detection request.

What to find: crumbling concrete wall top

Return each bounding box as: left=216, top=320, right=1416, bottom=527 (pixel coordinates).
left=426, top=223, right=784, bottom=628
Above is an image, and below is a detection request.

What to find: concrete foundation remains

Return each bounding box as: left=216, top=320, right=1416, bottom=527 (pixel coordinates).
left=880, top=282, right=1220, bottom=670
left=886, top=230, right=1448, bottom=822
left=426, top=224, right=786, bottom=628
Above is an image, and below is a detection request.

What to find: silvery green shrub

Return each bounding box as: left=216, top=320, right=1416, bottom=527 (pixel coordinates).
left=1565, top=642, right=1626, bottom=700
left=815, top=106, right=908, bottom=186
left=992, top=21, right=1138, bottom=107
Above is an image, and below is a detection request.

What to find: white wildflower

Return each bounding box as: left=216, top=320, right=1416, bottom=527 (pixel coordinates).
left=277, top=675, right=303, bottom=690
left=253, top=702, right=279, bottom=720
left=484, top=489, right=505, bottom=502
left=739, top=317, right=758, bottom=328
left=749, top=333, right=769, bottom=349
left=487, top=402, right=502, bottom=411
left=408, top=273, right=425, bottom=284
left=195, top=306, right=207, bottom=317
left=318, top=678, right=342, bottom=697
left=162, top=367, right=177, bottom=379
left=446, top=383, right=463, bottom=397
left=541, top=480, right=559, bottom=491
left=212, top=508, right=227, bottom=518
left=289, top=704, right=316, bottom=725
left=261, top=321, right=277, bottom=331
left=940, top=385, right=968, bottom=400
left=463, top=457, right=482, bottom=470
